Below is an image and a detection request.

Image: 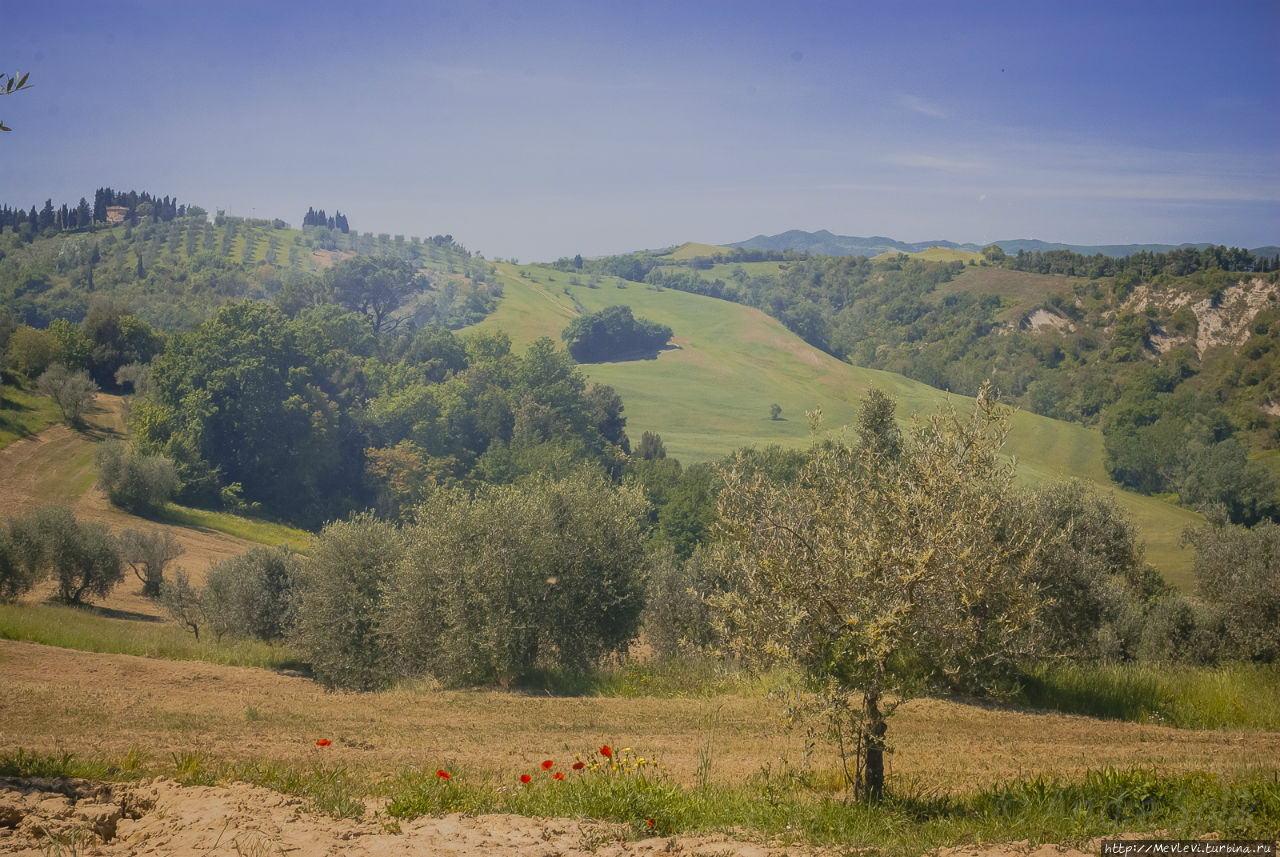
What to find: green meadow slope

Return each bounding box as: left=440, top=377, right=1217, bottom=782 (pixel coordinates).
left=469, top=262, right=1202, bottom=587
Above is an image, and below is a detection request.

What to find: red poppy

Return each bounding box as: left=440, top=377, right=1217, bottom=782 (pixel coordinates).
left=541, top=759, right=554, bottom=771
left=572, top=761, right=585, bottom=770
left=646, top=818, right=655, bottom=826
left=436, top=770, right=450, bottom=780
left=520, top=774, right=532, bottom=784
left=552, top=771, right=565, bottom=781
left=600, top=745, right=612, bottom=758
left=315, top=739, right=331, bottom=747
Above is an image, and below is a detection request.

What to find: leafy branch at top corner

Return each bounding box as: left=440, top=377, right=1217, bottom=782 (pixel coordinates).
left=1, top=70, right=33, bottom=132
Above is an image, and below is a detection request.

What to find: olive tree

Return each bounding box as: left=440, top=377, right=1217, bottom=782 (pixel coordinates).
left=118, top=528, right=183, bottom=598
left=289, top=513, right=405, bottom=691
left=1183, top=508, right=1280, bottom=662
left=384, top=469, right=648, bottom=687
left=8, top=506, right=122, bottom=605
left=37, top=363, right=98, bottom=425
left=1012, top=480, right=1164, bottom=660
left=203, top=547, right=298, bottom=641
left=709, top=387, right=1041, bottom=801
left=95, top=440, right=178, bottom=513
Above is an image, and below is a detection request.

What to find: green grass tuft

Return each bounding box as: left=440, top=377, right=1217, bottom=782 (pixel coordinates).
left=1017, top=661, right=1280, bottom=730
left=156, top=503, right=313, bottom=552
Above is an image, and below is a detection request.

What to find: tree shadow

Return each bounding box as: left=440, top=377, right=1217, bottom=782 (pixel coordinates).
left=581, top=343, right=682, bottom=364
left=47, top=600, right=167, bottom=624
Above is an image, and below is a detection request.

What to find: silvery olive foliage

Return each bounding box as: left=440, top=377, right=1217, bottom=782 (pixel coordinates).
left=708, top=386, right=1042, bottom=799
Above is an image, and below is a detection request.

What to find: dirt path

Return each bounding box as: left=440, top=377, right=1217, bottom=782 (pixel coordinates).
left=0, top=395, right=262, bottom=614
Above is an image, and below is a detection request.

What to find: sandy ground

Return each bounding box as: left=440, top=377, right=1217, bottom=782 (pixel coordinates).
left=0, top=775, right=1113, bottom=857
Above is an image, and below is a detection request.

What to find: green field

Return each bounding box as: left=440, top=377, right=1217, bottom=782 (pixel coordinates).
left=934, top=265, right=1085, bottom=306
left=0, top=384, right=62, bottom=450
left=471, top=262, right=1201, bottom=587
left=873, top=246, right=983, bottom=264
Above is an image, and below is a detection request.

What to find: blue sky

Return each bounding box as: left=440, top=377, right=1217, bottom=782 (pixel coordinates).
left=4, top=0, right=1277, bottom=260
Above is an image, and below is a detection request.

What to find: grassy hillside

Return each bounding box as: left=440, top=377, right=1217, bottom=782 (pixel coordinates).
left=665, top=241, right=727, bottom=260
left=469, top=262, right=1201, bottom=587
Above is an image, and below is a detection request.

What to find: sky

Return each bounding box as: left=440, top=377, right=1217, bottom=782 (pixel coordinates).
left=4, top=0, right=1278, bottom=261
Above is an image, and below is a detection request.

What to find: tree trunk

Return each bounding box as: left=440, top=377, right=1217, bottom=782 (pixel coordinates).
left=863, top=686, right=887, bottom=803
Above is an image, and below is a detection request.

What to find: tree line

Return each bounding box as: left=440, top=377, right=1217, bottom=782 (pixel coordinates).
left=992, top=243, right=1279, bottom=279
left=0, top=188, right=189, bottom=237
left=301, top=207, right=349, bottom=233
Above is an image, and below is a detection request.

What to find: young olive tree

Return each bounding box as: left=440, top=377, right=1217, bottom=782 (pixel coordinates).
left=160, top=570, right=206, bottom=640
left=203, top=546, right=298, bottom=641
left=95, top=440, right=178, bottom=514
left=37, top=363, right=98, bottom=425
left=118, top=528, right=183, bottom=598
left=709, top=386, right=1041, bottom=801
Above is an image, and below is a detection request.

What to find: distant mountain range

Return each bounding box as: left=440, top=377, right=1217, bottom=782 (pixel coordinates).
left=727, top=229, right=1280, bottom=260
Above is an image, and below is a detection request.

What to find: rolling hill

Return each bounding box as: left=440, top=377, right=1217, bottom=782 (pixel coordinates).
left=466, top=261, right=1202, bottom=587
left=726, top=229, right=1280, bottom=259
left=0, top=201, right=1224, bottom=587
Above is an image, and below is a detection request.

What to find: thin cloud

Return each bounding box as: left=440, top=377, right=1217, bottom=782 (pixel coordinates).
left=881, top=152, right=992, bottom=173
left=899, top=94, right=949, bottom=118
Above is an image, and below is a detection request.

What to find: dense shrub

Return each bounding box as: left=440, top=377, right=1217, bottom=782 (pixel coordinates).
left=289, top=513, right=404, bottom=691
left=1136, top=593, right=1223, bottom=665
left=561, top=305, right=672, bottom=363
left=0, top=528, right=40, bottom=602
left=383, top=470, right=649, bottom=687
left=203, top=546, right=298, bottom=641
left=641, top=546, right=720, bottom=660
left=95, top=439, right=178, bottom=513
left=1012, top=480, right=1165, bottom=659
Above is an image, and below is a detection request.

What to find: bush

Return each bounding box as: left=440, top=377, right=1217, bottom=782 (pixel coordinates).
left=203, top=547, right=298, bottom=641
left=95, top=439, right=178, bottom=513
left=1014, top=480, right=1164, bottom=659
left=289, top=513, right=404, bottom=691
left=1136, top=594, right=1222, bottom=665
left=0, top=528, right=40, bottom=602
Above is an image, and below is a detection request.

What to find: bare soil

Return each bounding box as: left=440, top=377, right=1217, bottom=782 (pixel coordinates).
left=0, top=775, right=1103, bottom=856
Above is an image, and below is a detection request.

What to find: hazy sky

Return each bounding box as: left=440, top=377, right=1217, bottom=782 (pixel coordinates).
left=5, top=0, right=1278, bottom=260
